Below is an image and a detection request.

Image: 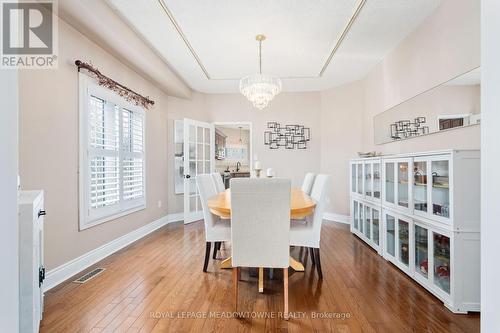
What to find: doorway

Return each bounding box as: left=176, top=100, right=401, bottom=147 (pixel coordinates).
left=213, top=122, right=253, bottom=189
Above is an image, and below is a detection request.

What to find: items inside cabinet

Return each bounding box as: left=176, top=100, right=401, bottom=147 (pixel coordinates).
left=431, top=160, right=450, bottom=218
left=433, top=232, right=451, bottom=294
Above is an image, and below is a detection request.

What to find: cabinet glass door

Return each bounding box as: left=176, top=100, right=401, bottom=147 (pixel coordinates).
left=397, top=162, right=409, bottom=208
left=372, top=209, right=380, bottom=245
left=351, top=164, right=356, bottom=193
left=386, top=214, right=396, bottom=257
left=353, top=201, right=359, bottom=230
left=415, top=225, right=429, bottom=278
left=357, top=164, right=363, bottom=195
left=373, top=163, right=381, bottom=199
left=398, top=219, right=410, bottom=267
left=431, top=160, right=450, bottom=219
left=359, top=203, right=364, bottom=234
left=433, top=232, right=451, bottom=294
left=385, top=162, right=395, bottom=204
left=413, top=160, right=428, bottom=213
left=365, top=163, right=372, bottom=197
left=364, top=206, right=371, bottom=239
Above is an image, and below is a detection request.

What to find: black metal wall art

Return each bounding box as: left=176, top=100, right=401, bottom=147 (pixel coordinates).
left=390, top=117, right=429, bottom=140
left=264, top=122, right=311, bottom=149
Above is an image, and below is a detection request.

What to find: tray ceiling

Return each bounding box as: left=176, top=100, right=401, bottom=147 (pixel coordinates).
left=107, top=0, right=443, bottom=93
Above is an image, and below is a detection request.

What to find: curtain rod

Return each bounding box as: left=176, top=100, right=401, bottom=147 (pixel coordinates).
left=75, top=60, right=155, bottom=109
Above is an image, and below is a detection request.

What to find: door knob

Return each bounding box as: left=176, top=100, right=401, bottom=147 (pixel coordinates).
left=185, top=175, right=191, bottom=179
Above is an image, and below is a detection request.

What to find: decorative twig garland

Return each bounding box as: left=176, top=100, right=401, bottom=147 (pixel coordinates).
left=75, top=60, right=155, bottom=109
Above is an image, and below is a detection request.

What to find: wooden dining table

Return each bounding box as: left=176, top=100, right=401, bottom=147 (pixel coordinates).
left=207, top=187, right=316, bottom=291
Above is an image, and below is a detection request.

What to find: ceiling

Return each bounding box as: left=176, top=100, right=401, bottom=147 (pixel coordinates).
left=106, top=0, right=444, bottom=93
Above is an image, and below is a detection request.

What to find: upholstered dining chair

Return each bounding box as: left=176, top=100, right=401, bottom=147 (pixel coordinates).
left=290, top=174, right=331, bottom=279
left=301, top=172, right=316, bottom=195
left=230, top=178, right=291, bottom=319
left=212, top=172, right=226, bottom=193
left=197, top=174, right=231, bottom=272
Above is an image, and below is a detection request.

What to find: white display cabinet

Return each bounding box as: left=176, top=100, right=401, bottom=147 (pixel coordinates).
left=350, top=150, right=480, bottom=313
left=350, top=157, right=382, bottom=204
left=350, top=198, right=382, bottom=254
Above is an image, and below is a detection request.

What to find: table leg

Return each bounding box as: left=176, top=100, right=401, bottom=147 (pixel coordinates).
left=289, top=257, right=305, bottom=271
left=221, top=257, right=232, bottom=269
left=258, top=267, right=264, bottom=293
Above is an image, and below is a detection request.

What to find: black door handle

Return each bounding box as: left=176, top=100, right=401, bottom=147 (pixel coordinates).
left=185, top=175, right=191, bottom=179
left=38, top=210, right=46, bottom=218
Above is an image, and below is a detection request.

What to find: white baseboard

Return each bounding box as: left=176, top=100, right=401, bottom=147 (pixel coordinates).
left=323, top=212, right=351, bottom=225
left=44, top=213, right=183, bottom=291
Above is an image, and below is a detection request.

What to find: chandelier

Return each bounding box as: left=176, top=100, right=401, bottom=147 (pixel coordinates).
left=239, top=35, right=282, bottom=110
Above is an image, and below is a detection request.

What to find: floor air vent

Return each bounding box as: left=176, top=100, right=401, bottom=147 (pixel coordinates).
left=73, top=268, right=105, bottom=284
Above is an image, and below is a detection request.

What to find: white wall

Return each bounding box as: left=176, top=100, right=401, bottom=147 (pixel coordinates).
left=0, top=70, right=19, bottom=331
left=481, top=0, right=500, bottom=331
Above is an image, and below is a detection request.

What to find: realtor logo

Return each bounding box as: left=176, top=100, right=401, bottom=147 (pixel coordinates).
left=1, top=0, right=58, bottom=68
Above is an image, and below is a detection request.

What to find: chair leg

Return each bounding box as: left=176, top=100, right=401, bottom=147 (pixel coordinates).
left=314, top=248, right=323, bottom=279
left=233, top=267, right=239, bottom=312
left=283, top=268, right=289, bottom=320
left=213, top=241, right=220, bottom=259
left=309, top=247, right=316, bottom=266
left=203, top=242, right=211, bottom=272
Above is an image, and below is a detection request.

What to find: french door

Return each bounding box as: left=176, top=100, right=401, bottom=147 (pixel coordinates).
left=183, top=118, right=214, bottom=224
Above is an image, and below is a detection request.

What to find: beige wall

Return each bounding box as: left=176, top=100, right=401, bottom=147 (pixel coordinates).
left=19, top=19, right=173, bottom=270
left=320, top=81, right=364, bottom=215
left=361, top=0, right=480, bottom=154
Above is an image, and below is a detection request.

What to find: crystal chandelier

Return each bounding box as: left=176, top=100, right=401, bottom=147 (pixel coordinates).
left=239, top=35, right=282, bottom=110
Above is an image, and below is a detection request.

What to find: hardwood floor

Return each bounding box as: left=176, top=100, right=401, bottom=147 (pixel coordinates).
left=40, top=221, right=479, bottom=332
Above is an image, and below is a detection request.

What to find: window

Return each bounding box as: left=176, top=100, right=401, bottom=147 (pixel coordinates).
left=79, top=75, right=146, bottom=229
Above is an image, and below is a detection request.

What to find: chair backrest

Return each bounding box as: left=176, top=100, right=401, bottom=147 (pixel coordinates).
left=301, top=173, right=316, bottom=195
left=308, top=174, right=331, bottom=246
left=197, top=174, right=218, bottom=238
left=212, top=172, right=225, bottom=193
left=230, top=178, right=291, bottom=268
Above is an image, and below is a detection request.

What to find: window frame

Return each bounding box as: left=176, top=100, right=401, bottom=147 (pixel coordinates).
left=79, top=74, right=146, bottom=230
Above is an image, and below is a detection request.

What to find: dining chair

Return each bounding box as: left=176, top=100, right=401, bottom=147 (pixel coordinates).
left=212, top=172, right=226, bottom=193
left=301, top=172, right=316, bottom=195
left=230, top=178, right=291, bottom=319
left=290, top=174, right=331, bottom=279
left=197, top=174, right=231, bottom=272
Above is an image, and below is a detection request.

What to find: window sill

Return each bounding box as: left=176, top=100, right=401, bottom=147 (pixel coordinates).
left=79, top=204, right=146, bottom=231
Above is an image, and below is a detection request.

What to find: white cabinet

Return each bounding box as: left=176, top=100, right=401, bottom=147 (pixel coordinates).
left=350, top=157, right=382, bottom=203
left=19, top=190, right=45, bottom=333
left=350, top=150, right=480, bottom=313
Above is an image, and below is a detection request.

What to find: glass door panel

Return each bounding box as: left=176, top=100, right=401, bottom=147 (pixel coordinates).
left=397, top=162, right=409, bottom=208
left=364, top=206, right=371, bottom=239
left=353, top=201, right=359, bottom=230
left=386, top=214, right=396, bottom=257
left=372, top=209, right=380, bottom=245
left=415, top=225, right=429, bottom=278
left=359, top=203, right=364, bottom=234
left=357, top=164, right=363, bottom=195
left=413, top=161, right=428, bottom=213
left=183, top=118, right=214, bottom=224
left=433, top=232, right=451, bottom=294
left=365, top=163, right=372, bottom=197
left=398, top=219, right=409, bottom=266
left=431, top=160, right=450, bottom=218
left=373, top=163, right=381, bottom=199
left=385, top=163, right=395, bottom=204
left=351, top=164, right=356, bottom=193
